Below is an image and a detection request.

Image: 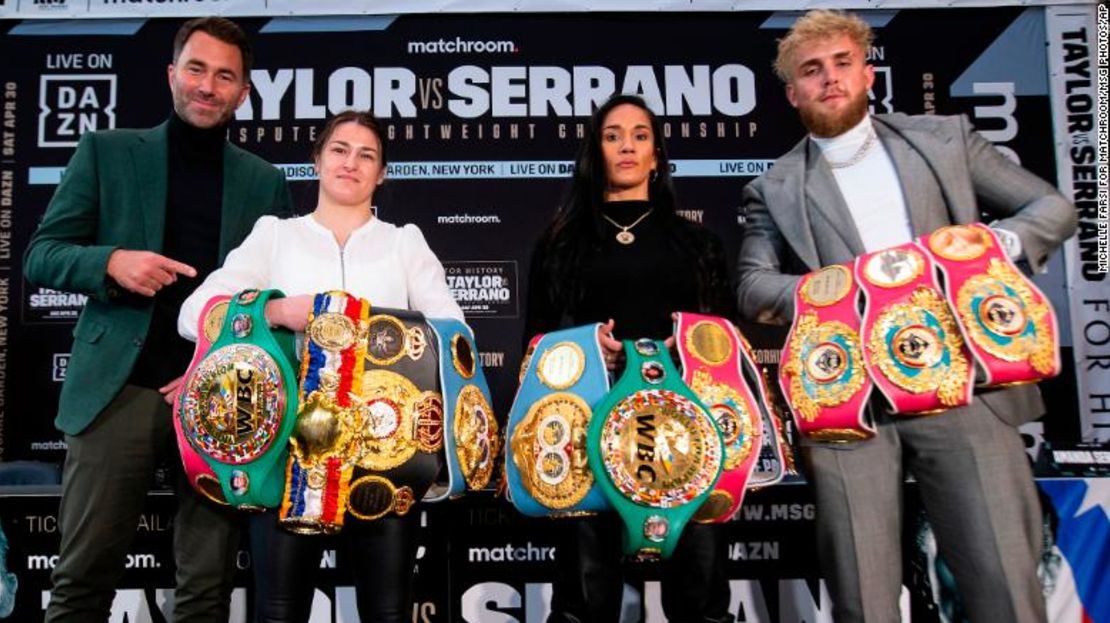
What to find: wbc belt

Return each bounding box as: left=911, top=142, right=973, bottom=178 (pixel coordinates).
left=506, top=324, right=611, bottom=517
left=280, top=291, right=368, bottom=534
left=179, top=289, right=299, bottom=510
left=175, top=295, right=231, bottom=505
left=856, top=243, right=974, bottom=414
left=923, top=224, right=1060, bottom=386
left=588, top=339, right=724, bottom=559
left=426, top=318, right=500, bottom=501
left=674, top=313, right=762, bottom=523
left=780, top=264, right=875, bottom=442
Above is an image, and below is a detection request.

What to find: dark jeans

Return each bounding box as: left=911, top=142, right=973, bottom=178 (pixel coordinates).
left=250, top=510, right=418, bottom=623
left=547, top=514, right=734, bottom=623
left=46, top=385, right=241, bottom=623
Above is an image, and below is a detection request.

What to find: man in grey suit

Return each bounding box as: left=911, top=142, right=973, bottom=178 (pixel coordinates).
left=736, top=10, right=1075, bottom=623
left=24, top=18, right=291, bottom=622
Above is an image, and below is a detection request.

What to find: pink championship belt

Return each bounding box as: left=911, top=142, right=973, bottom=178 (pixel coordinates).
left=922, top=224, right=1060, bottom=386
left=856, top=242, right=974, bottom=414
left=174, top=295, right=232, bottom=505
left=779, top=264, right=875, bottom=442
left=675, top=313, right=763, bottom=523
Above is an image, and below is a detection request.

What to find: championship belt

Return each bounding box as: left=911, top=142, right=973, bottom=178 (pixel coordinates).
left=346, top=308, right=443, bottom=521
left=505, top=324, right=612, bottom=517
left=674, top=313, right=762, bottom=523
left=923, top=224, right=1060, bottom=386
left=179, top=289, right=299, bottom=510
left=175, top=295, right=232, bottom=505
left=856, top=243, right=974, bottom=414
left=425, top=318, right=500, bottom=501
left=779, top=264, right=875, bottom=442
left=280, top=291, right=369, bottom=534
left=588, top=339, right=724, bottom=559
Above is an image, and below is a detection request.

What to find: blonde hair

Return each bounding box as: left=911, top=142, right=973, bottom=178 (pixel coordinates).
left=773, top=10, right=874, bottom=82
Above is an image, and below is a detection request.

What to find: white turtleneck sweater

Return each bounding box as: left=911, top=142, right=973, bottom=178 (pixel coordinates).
left=811, top=115, right=914, bottom=253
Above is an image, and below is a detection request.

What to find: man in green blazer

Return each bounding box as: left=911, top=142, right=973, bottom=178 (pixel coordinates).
left=24, top=18, right=292, bottom=622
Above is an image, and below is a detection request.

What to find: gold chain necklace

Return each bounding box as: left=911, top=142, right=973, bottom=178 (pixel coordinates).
left=824, top=129, right=877, bottom=169
left=601, top=208, right=653, bottom=245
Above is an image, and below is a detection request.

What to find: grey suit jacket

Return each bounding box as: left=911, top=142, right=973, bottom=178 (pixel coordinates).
left=736, top=113, right=1076, bottom=426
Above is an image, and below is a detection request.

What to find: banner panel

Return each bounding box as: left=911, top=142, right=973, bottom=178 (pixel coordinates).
left=0, top=8, right=1084, bottom=464
left=1047, top=4, right=1110, bottom=441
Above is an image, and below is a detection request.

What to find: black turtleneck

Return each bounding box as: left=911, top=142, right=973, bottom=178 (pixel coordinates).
left=526, top=199, right=708, bottom=342
left=129, top=112, right=225, bottom=389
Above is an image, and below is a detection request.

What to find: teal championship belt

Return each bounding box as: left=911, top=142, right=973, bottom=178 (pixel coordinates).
left=426, top=318, right=500, bottom=500
left=505, top=324, right=612, bottom=517
left=179, top=289, right=299, bottom=510
left=587, top=339, right=724, bottom=558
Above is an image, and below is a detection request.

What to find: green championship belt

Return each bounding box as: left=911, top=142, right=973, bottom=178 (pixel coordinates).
left=179, top=289, right=299, bottom=510
left=587, top=339, right=724, bottom=558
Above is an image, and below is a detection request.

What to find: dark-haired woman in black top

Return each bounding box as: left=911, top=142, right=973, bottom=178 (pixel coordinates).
left=524, top=93, right=735, bottom=623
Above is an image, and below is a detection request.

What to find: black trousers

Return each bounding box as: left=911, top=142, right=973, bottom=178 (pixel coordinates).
left=547, top=515, right=734, bottom=623
left=250, top=511, right=419, bottom=623
left=46, top=385, right=241, bottom=623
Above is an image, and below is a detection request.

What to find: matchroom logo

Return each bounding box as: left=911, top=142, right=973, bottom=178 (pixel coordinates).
left=38, top=74, right=117, bottom=147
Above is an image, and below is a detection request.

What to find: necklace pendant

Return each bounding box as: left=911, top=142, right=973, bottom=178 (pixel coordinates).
left=615, top=231, right=635, bottom=245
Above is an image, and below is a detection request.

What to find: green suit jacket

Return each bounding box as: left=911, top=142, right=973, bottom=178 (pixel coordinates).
left=24, top=121, right=293, bottom=435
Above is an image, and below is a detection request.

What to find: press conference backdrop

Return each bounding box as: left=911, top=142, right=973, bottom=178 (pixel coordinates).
left=0, top=3, right=1105, bottom=622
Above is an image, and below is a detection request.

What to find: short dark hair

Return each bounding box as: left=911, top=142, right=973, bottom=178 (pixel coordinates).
left=311, top=110, right=389, bottom=168
left=172, top=17, right=253, bottom=80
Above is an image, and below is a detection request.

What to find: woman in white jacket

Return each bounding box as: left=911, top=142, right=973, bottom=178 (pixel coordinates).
left=178, top=109, right=462, bottom=623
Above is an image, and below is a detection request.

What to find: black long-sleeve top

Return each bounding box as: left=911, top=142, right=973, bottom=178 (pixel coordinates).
left=524, top=200, right=734, bottom=344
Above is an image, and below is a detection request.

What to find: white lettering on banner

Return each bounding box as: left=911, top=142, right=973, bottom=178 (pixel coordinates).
left=479, top=351, right=505, bottom=368
left=408, top=38, right=518, bottom=55
left=0, top=172, right=11, bottom=208
left=752, top=348, right=781, bottom=365
left=973, top=81, right=1021, bottom=164
left=1048, top=5, right=1110, bottom=440
left=871, top=65, right=895, bottom=114
left=30, top=553, right=158, bottom=571
left=460, top=582, right=552, bottom=623
left=467, top=542, right=555, bottom=563
left=444, top=261, right=518, bottom=317
left=237, top=64, right=757, bottom=121
left=676, top=209, right=703, bottom=223
left=28, top=288, right=87, bottom=308
left=0, top=276, right=7, bottom=460
left=38, top=74, right=116, bottom=148
left=52, top=353, right=69, bottom=382
left=738, top=502, right=815, bottom=521
left=728, top=541, right=781, bottom=561
left=1054, top=449, right=1110, bottom=463
left=437, top=213, right=502, bottom=224
left=3, top=81, right=15, bottom=158
left=44, top=53, right=112, bottom=70
left=25, top=514, right=58, bottom=533
left=0, top=83, right=11, bottom=461
left=29, top=440, right=67, bottom=451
